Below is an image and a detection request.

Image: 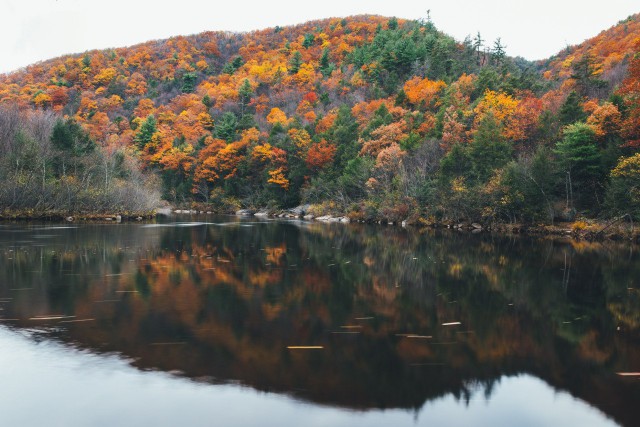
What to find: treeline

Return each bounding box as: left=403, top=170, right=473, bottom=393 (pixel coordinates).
left=1, top=15, right=639, bottom=222
left=0, top=107, right=159, bottom=216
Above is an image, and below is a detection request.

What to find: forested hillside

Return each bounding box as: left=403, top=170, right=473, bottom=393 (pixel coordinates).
left=1, top=14, right=639, bottom=222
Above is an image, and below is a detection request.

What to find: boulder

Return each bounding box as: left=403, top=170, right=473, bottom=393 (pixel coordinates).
left=303, top=214, right=314, bottom=220
left=66, top=216, right=74, bottom=222
left=340, top=217, right=350, bottom=223
left=288, top=204, right=310, bottom=216
left=235, top=209, right=254, bottom=216
left=471, top=223, right=482, bottom=230
left=557, top=207, right=577, bottom=222
left=254, top=211, right=269, bottom=218
left=116, top=215, right=122, bottom=223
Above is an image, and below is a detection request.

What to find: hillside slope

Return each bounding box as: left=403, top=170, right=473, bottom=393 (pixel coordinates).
left=0, top=14, right=639, bottom=223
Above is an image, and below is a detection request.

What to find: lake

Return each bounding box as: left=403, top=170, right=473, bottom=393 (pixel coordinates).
left=0, top=216, right=638, bottom=427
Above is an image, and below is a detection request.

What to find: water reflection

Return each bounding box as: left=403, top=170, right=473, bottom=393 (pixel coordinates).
left=0, top=327, right=619, bottom=427
left=0, top=218, right=638, bottom=426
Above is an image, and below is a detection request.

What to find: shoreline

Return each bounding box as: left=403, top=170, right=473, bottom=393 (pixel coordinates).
left=221, top=207, right=639, bottom=243
left=229, top=208, right=640, bottom=243
left=1, top=207, right=638, bottom=243
left=0, top=210, right=156, bottom=222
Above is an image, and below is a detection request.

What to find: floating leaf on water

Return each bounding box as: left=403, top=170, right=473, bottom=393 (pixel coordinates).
left=29, top=315, right=75, bottom=321
left=150, top=342, right=187, bottom=346
left=287, top=346, right=324, bottom=349
left=59, top=318, right=94, bottom=324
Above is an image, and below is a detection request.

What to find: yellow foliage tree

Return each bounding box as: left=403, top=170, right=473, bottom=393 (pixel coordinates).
left=266, top=107, right=290, bottom=126
left=93, top=67, right=117, bottom=86
left=288, top=128, right=311, bottom=149
left=268, top=167, right=289, bottom=190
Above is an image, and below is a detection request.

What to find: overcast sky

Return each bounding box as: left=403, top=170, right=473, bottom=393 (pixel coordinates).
left=1, top=0, right=638, bottom=74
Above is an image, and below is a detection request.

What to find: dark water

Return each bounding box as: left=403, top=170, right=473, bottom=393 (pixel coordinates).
left=0, top=216, right=638, bottom=427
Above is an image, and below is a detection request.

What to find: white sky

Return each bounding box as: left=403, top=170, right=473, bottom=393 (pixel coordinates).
left=1, top=0, right=638, bottom=74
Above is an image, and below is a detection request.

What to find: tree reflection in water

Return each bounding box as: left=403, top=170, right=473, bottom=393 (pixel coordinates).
left=0, top=218, right=638, bottom=426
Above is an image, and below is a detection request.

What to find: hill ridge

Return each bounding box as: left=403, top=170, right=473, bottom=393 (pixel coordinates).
left=0, top=14, right=639, bottom=223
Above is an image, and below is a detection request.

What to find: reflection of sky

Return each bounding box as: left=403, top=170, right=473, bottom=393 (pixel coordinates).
left=0, top=327, right=619, bottom=427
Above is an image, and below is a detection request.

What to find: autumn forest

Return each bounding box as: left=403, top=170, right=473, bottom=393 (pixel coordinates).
left=1, top=14, right=640, bottom=223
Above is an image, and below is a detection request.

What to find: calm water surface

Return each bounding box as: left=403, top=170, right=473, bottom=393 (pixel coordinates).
left=0, top=216, right=638, bottom=426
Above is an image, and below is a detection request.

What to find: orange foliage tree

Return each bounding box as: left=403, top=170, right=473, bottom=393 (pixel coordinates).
left=403, top=77, right=447, bottom=107
left=306, top=140, right=336, bottom=171
left=360, top=122, right=407, bottom=157
left=587, top=102, right=622, bottom=141
left=618, top=50, right=640, bottom=147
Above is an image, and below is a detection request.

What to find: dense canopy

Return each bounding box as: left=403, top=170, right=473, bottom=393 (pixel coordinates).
left=1, top=14, right=639, bottom=221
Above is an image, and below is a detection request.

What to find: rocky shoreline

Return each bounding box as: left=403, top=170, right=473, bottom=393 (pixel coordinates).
left=220, top=206, right=640, bottom=243
left=2, top=205, right=636, bottom=243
